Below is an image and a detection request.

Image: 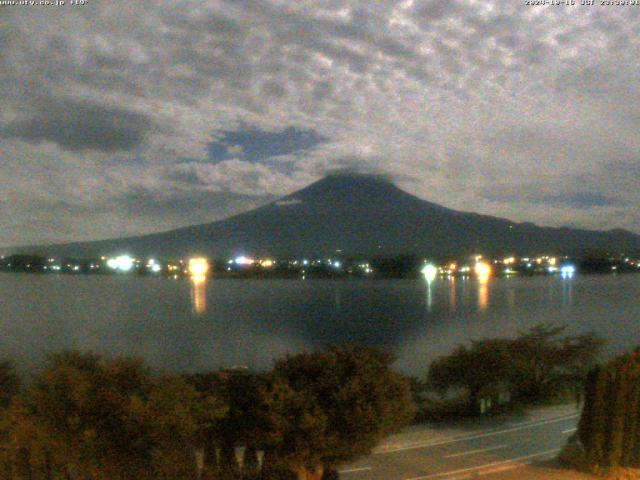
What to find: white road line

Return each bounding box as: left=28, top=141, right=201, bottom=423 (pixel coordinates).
left=444, top=444, right=508, bottom=458
left=377, top=413, right=578, bottom=454
left=403, top=448, right=561, bottom=480
left=338, top=467, right=372, bottom=474
left=562, top=427, right=577, bottom=434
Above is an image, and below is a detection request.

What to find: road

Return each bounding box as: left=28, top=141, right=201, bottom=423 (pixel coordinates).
left=339, top=406, right=580, bottom=480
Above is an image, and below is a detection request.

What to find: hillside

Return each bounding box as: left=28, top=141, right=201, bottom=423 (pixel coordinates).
left=8, top=174, right=640, bottom=259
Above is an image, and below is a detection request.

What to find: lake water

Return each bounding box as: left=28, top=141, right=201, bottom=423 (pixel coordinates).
left=1, top=273, right=638, bottom=376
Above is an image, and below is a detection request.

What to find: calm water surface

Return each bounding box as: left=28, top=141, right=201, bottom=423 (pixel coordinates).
left=1, top=273, right=638, bottom=376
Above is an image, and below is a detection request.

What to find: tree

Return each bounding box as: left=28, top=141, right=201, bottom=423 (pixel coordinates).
left=576, top=350, right=640, bottom=469
left=427, top=339, right=513, bottom=414
left=142, top=375, right=226, bottom=480
left=187, top=369, right=259, bottom=479
left=509, top=323, right=568, bottom=401
left=256, top=345, right=415, bottom=480
left=604, top=359, right=629, bottom=466
left=2, top=350, right=225, bottom=480
left=0, top=360, right=20, bottom=409
left=427, top=324, right=605, bottom=411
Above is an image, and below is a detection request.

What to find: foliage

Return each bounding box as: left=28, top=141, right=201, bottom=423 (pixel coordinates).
left=256, top=345, right=416, bottom=480
left=0, top=346, right=413, bottom=480
left=426, top=323, right=604, bottom=414
left=577, top=350, right=640, bottom=470
left=427, top=338, right=513, bottom=413
left=0, top=360, right=20, bottom=408
left=0, top=350, right=225, bottom=480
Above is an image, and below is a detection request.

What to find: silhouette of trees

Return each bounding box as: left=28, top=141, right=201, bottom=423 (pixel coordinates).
left=0, top=351, right=225, bottom=479
left=0, top=346, right=415, bottom=479
left=0, top=361, right=19, bottom=408
left=255, top=345, right=416, bottom=480
left=577, top=350, right=640, bottom=469
left=427, top=324, right=604, bottom=413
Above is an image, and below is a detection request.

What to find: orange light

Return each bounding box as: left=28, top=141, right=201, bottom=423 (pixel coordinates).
left=475, top=261, right=492, bottom=282
left=188, top=258, right=209, bottom=277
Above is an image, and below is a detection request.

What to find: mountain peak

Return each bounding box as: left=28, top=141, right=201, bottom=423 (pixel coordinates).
left=290, top=173, right=406, bottom=202
left=10, top=173, right=640, bottom=258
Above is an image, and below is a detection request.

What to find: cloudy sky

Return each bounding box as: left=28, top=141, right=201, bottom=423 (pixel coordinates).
left=1, top=0, right=639, bottom=247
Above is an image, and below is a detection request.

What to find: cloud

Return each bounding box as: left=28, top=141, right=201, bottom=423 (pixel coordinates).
left=483, top=187, right=627, bottom=209
left=1, top=0, right=640, bottom=246
left=1, top=98, right=154, bottom=153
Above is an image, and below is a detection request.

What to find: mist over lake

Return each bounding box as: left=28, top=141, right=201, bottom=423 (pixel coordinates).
left=1, top=273, right=638, bottom=376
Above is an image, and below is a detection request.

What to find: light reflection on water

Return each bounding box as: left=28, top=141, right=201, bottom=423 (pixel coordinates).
left=0, top=273, right=638, bottom=376
left=190, top=275, right=207, bottom=314
left=477, top=276, right=489, bottom=311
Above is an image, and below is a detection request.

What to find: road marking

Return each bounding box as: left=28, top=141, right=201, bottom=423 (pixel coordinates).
left=444, top=444, right=508, bottom=458
left=338, top=467, right=372, bottom=474
left=403, top=448, right=560, bottom=480
left=376, top=413, right=577, bottom=454
left=562, top=427, right=577, bottom=434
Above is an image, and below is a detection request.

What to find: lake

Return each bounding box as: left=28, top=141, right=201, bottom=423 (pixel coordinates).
left=1, top=273, right=638, bottom=376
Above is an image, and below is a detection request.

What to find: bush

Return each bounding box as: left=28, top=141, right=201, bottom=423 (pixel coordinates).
left=558, top=438, right=587, bottom=470
left=577, top=351, right=640, bottom=469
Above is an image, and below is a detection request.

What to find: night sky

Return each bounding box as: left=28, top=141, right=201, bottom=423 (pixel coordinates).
left=1, top=1, right=639, bottom=247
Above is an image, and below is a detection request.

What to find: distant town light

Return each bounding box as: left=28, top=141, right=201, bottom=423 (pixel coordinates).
left=560, top=265, right=576, bottom=278
left=188, top=258, right=209, bottom=277
left=107, top=255, right=134, bottom=272
left=475, top=261, right=492, bottom=280
left=260, top=259, right=275, bottom=268
left=421, top=263, right=438, bottom=283
left=235, top=256, right=254, bottom=266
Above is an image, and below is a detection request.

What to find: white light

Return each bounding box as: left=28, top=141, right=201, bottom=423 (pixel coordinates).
left=422, top=263, right=438, bottom=283
left=108, top=255, right=134, bottom=272
left=561, top=265, right=575, bottom=278
left=333, top=261, right=341, bottom=268
left=235, top=256, right=254, bottom=265
left=150, top=264, right=162, bottom=273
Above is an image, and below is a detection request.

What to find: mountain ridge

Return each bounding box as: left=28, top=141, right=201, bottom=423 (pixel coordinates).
left=5, top=174, right=640, bottom=259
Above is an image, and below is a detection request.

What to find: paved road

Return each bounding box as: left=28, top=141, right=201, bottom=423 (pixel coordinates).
left=339, top=407, right=579, bottom=480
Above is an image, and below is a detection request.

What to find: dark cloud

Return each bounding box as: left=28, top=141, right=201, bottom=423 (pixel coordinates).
left=1, top=98, right=153, bottom=153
